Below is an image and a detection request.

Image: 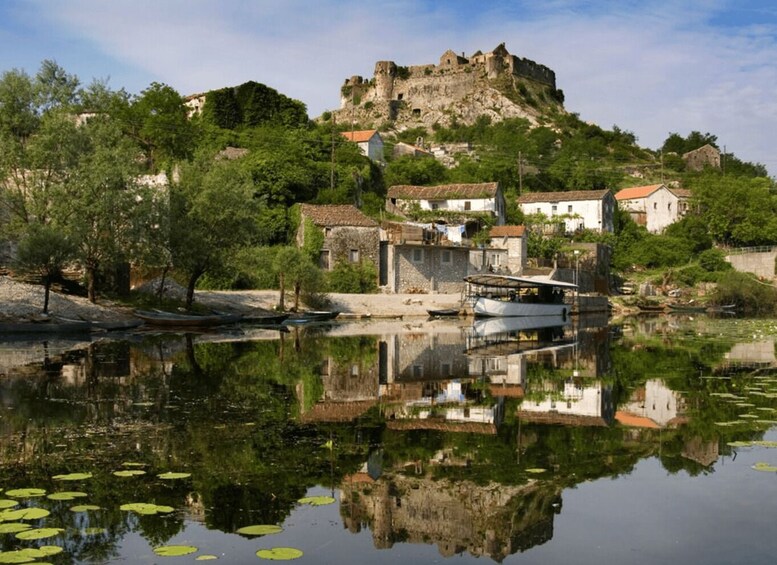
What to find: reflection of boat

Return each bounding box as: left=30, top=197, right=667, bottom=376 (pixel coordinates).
left=466, top=316, right=573, bottom=357
left=0, top=320, right=95, bottom=334
left=706, top=304, right=737, bottom=314
left=284, top=311, right=340, bottom=324
left=464, top=274, right=575, bottom=318
left=241, top=312, right=290, bottom=325
left=134, top=310, right=243, bottom=328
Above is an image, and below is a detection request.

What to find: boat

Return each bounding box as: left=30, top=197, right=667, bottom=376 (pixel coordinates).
left=284, top=311, right=340, bottom=324
left=0, top=320, right=95, bottom=334
left=667, top=302, right=707, bottom=313
left=463, top=274, right=576, bottom=319
left=427, top=308, right=461, bottom=318
left=134, top=310, right=243, bottom=328
left=241, top=312, right=290, bottom=325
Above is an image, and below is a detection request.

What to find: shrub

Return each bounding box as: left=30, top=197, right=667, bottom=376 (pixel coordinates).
left=327, top=260, right=378, bottom=293
left=712, top=271, right=777, bottom=315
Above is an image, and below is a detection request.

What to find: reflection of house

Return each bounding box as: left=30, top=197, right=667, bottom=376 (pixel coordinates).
left=340, top=472, right=560, bottom=561
left=297, top=204, right=380, bottom=274
left=719, top=339, right=777, bottom=372
left=615, top=184, right=682, bottom=233
left=517, top=189, right=615, bottom=234
left=519, top=378, right=613, bottom=426
left=616, top=379, right=687, bottom=428
left=386, top=183, right=506, bottom=226
left=340, top=129, right=384, bottom=162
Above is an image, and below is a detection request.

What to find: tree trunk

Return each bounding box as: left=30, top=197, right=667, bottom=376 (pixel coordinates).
left=185, top=271, right=201, bottom=311
left=278, top=271, right=285, bottom=311
left=87, top=265, right=97, bottom=304
left=157, top=264, right=170, bottom=301
left=43, top=278, right=51, bottom=314
left=294, top=280, right=301, bottom=312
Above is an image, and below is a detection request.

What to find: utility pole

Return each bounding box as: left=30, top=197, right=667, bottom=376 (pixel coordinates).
left=518, top=151, right=523, bottom=193
left=330, top=114, right=336, bottom=191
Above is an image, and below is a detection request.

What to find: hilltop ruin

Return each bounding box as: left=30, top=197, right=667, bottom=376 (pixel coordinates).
left=328, top=43, right=564, bottom=131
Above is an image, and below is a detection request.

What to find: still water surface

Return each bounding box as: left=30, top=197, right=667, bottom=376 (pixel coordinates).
left=1, top=315, right=777, bottom=563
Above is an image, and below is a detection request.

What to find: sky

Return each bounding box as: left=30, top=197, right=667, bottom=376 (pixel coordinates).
left=1, top=0, right=776, bottom=175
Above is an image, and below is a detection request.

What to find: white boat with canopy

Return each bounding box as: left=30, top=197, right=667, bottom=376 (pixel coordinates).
left=463, top=274, right=577, bottom=319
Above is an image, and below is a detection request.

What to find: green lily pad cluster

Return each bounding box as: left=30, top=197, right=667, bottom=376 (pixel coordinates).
left=0, top=545, right=62, bottom=564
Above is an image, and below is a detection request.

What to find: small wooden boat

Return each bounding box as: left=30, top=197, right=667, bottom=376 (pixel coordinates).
left=427, top=308, right=461, bottom=318
left=0, top=320, right=94, bottom=334
left=241, top=313, right=290, bottom=325
left=283, top=311, right=340, bottom=324
left=134, top=310, right=243, bottom=328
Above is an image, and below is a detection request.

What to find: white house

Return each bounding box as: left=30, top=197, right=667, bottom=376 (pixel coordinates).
left=615, top=184, right=682, bottom=233
left=517, top=189, right=615, bottom=234
left=386, top=182, right=506, bottom=225
left=340, top=129, right=384, bottom=162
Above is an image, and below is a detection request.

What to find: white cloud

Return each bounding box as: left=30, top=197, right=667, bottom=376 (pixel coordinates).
left=28, top=0, right=777, bottom=173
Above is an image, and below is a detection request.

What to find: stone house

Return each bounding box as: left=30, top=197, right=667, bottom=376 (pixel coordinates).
left=393, top=141, right=434, bottom=159
left=297, top=204, right=380, bottom=275
left=386, top=182, right=506, bottom=226
left=615, top=184, right=683, bottom=233
left=682, top=144, right=720, bottom=172
left=340, top=129, right=384, bottom=162
left=384, top=242, right=470, bottom=294
left=484, top=225, right=527, bottom=274
left=670, top=187, right=693, bottom=217
left=517, top=189, right=616, bottom=234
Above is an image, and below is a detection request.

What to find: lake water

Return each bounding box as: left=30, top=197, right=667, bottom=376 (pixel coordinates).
left=2, top=314, right=777, bottom=564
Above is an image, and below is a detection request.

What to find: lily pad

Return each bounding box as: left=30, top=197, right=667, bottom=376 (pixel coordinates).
left=526, top=468, right=547, bottom=474
left=15, top=527, right=64, bottom=540
left=157, top=472, right=191, bottom=480
left=1, top=507, right=50, bottom=521
left=113, top=470, right=146, bottom=478
left=236, top=524, right=283, bottom=536
left=256, top=547, right=304, bottom=560
left=0, top=523, right=32, bottom=534
left=752, top=462, right=777, bottom=472
left=121, top=462, right=147, bottom=467
left=4, top=488, right=46, bottom=498
left=297, top=496, right=335, bottom=506
left=70, top=505, right=101, bottom=513
left=47, top=491, right=88, bottom=501
left=52, top=473, right=92, bottom=481
left=37, top=547, right=63, bottom=557
left=0, top=550, right=36, bottom=563
left=81, top=527, right=107, bottom=536
left=153, top=545, right=198, bottom=557
left=196, top=556, right=219, bottom=561
left=120, top=503, right=174, bottom=515
left=0, top=500, right=18, bottom=510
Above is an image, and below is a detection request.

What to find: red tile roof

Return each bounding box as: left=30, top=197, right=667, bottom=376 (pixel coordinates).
left=340, top=129, right=379, bottom=143
left=614, top=184, right=665, bottom=201
left=615, top=411, right=661, bottom=429
left=517, top=189, right=611, bottom=204
left=299, top=204, right=378, bottom=227
left=387, top=182, right=499, bottom=200
left=489, top=225, right=526, bottom=237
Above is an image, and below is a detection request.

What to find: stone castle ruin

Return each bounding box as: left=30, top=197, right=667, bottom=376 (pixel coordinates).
left=332, top=43, right=562, bottom=131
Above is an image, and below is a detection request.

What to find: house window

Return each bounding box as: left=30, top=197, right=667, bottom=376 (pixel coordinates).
left=397, top=93, right=404, bottom=100
left=412, top=108, right=421, bottom=117
left=668, top=203, right=672, bottom=211
left=464, top=201, right=471, bottom=211
left=349, top=249, right=360, bottom=263
left=413, top=365, right=423, bottom=378
left=351, top=364, right=360, bottom=377
left=412, top=248, right=424, bottom=263
left=490, top=253, right=500, bottom=266
left=551, top=205, right=557, bottom=215
left=431, top=202, right=439, bottom=210
left=319, top=250, right=331, bottom=270
left=324, top=227, right=332, bottom=237
left=536, top=207, right=541, bottom=214
left=653, top=202, right=657, bottom=210
left=568, top=205, right=573, bottom=213
left=441, top=250, right=452, bottom=264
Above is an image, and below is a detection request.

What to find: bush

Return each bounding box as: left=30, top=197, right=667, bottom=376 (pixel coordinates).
left=698, top=248, right=731, bottom=272
left=712, top=271, right=777, bottom=315
left=327, top=260, right=378, bottom=293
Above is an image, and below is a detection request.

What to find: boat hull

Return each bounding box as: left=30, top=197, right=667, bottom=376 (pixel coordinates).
left=472, top=296, right=570, bottom=319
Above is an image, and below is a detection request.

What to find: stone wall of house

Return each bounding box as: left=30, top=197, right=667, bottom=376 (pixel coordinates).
left=389, top=245, right=469, bottom=293
left=386, top=332, right=468, bottom=381
left=324, top=226, right=380, bottom=269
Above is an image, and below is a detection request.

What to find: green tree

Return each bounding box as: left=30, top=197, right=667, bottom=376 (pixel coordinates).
left=170, top=155, right=262, bottom=309
left=272, top=246, right=324, bottom=311
left=13, top=224, right=76, bottom=314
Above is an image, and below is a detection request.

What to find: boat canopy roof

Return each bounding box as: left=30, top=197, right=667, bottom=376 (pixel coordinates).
left=464, top=274, right=578, bottom=290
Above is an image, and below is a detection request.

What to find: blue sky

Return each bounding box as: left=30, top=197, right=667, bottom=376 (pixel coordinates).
left=2, top=0, right=776, bottom=174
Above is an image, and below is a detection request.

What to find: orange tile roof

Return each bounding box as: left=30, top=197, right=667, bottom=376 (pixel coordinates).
left=387, top=182, right=499, bottom=200
left=614, top=184, right=665, bottom=201
left=517, top=189, right=611, bottom=204
left=299, top=204, right=378, bottom=228
left=489, top=225, right=526, bottom=237
left=340, top=129, right=379, bottom=143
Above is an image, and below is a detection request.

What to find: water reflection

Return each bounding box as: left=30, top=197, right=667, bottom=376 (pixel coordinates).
left=2, top=317, right=777, bottom=563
